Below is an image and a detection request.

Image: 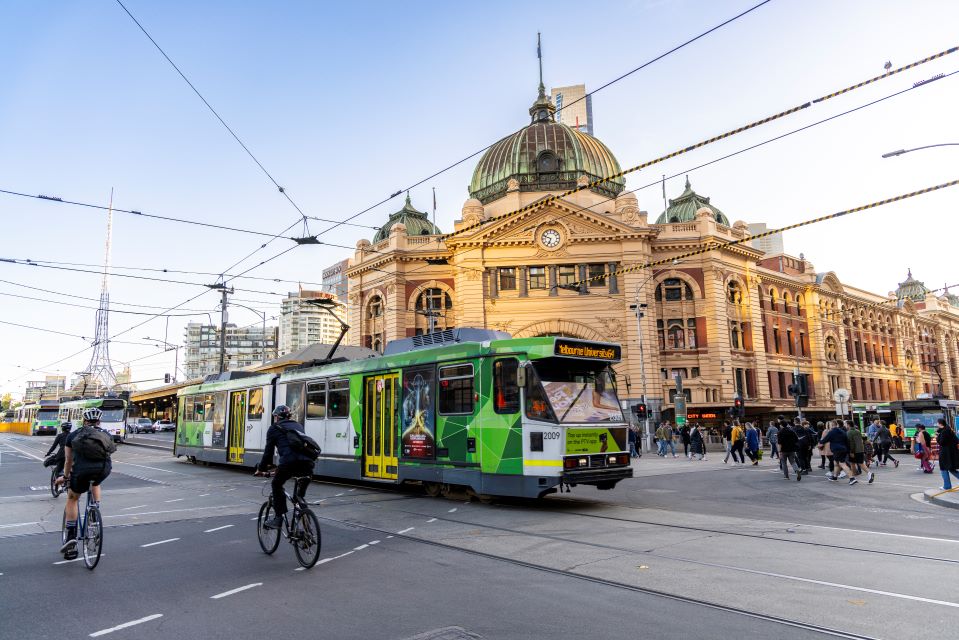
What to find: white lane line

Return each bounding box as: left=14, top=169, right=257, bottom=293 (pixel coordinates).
left=335, top=493, right=344, bottom=497
left=0, top=521, right=39, bottom=530
left=315, top=558, right=333, bottom=565
left=369, top=540, right=380, bottom=545
left=164, top=498, right=184, bottom=503
left=386, top=535, right=394, bottom=539
left=448, top=508, right=457, bottom=513
left=89, top=614, right=163, bottom=637
left=353, top=544, right=369, bottom=551
left=250, top=517, right=259, bottom=521
left=113, top=461, right=189, bottom=475
left=331, top=550, right=354, bottom=560
left=427, top=518, right=437, bottom=523
left=397, top=527, right=414, bottom=534
left=225, top=488, right=236, bottom=492
left=198, top=493, right=210, bottom=497
left=54, top=554, right=106, bottom=565
left=210, top=583, right=262, bottom=599
left=140, top=538, right=180, bottom=548
left=677, top=556, right=959, bottom=608
left=105, top=505, right=248, bottom=519
left=348, top=489, right=355, bottom=492
left=800, top=523, right=959, bottom=543
left=121, top=505, right=148, bottom=511
left=0, top=441, right=44, bottom=461
left=204, top=525, right=234, bottom=533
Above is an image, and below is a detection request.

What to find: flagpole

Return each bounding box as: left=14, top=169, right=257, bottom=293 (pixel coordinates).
left=432, top=187, right=437, bottom=230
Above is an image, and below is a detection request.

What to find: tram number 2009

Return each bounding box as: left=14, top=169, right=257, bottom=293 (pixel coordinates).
left=543, top=431, right=561, bottom=440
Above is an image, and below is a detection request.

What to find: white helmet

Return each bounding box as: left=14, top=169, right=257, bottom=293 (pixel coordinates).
left=82, top=407, right=103, bottom=423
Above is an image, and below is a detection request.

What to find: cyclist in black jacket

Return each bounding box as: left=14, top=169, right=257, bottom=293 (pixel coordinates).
left=254, top=405, right=315, bottom=529
left=46, top=422, right=72, bottom=479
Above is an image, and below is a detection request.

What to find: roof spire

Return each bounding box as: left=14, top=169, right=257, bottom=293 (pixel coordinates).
left=529, top=33, right=556, bottom=123
left=685, top=175, right=691, bottom=190
left=907, top=267, right=913, bottom=279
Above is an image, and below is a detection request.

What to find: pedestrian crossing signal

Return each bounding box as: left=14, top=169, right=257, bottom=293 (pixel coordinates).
left=732, top=394, right=744, bottom=418
left=633, top=403, right=648, bottom=420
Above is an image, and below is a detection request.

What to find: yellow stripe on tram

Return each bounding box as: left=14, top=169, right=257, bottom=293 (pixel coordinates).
left=524, top=459, right=563, bottom=467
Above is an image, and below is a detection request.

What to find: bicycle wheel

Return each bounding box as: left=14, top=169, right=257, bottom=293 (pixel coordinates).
left=82, top=507, right=103, bottom=570
left=50, top=469, right=61, bottom=498
left=257, top=501, right=281, bottom=555
left=60, top=510, right=67, bottom=546
left=292, top=508, right=321, bottom=569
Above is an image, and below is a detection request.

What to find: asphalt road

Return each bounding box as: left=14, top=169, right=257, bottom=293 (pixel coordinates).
left=2, top=434, right=958, bottom=640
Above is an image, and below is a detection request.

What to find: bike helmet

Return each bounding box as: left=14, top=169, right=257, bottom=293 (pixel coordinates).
left=272, top=405, right=292, bottom=420
left=82, top=407, right=103, bottom=423
left=60, top=421, right=72, bottom=432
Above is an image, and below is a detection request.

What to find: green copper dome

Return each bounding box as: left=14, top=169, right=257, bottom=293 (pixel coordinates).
left=895, top=269, right=930, bottom=302
left=373, top=195, right=441, bottom=243
left=655, top=177, right=730, bottom=225
left=943, top=284, right=959, bottom=308
left=468, top=85, right=625, bottom=204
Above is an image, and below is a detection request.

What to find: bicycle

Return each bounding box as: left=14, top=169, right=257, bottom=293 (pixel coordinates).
left=50, top=466, right=64, bottom=498
left=256, top=474, right=322, bottom=569
left=58, top=480, right=103, bottom=570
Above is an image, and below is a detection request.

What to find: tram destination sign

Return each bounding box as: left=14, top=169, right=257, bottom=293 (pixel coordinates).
left=554, top=339, right=621, bottom=361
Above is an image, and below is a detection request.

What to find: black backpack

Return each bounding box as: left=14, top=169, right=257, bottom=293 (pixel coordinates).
left=71, top=427, right=117, bottom=461
left=281, top=425, right=321, bottom=461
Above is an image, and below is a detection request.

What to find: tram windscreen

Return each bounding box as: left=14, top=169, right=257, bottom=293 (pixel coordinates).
left=36, top=409, right=59, bottom=421
left=527, top=360, right=623, bottom=424
left=100, top=409, right=125, bottom=423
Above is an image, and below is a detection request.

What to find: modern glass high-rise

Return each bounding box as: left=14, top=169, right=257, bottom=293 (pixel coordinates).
left=550, top=84, right=592, bottom=135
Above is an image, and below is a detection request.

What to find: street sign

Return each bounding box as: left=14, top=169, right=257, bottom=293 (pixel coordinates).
left=676, top=415, right=687, bottom=427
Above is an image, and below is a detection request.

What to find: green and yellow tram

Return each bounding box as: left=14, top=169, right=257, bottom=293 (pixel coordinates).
left=175, top=330, right=633, bottom=498
left=17, top=400, right=60, bottom=435
left=58, top=396, right=129, bottom=442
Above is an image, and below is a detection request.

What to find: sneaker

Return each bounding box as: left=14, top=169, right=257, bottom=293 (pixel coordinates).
left=64, top=548, right=78, bottom=561
left=262, top=515, right=283, bottom=530
left=796, top=471, right=802, bottom=482
left=893, top=460, right=899, bottom=468
left=59, top=538, right=77, bottom=554
left=868, top=472, right=875, bottom=484
left=673, top=454, right=678, bottom=458
left=838, top=471, right=847, bottom=479
left=817, top=465, right=825, bottom=469
left=826, top=473, right=837, bottom=481
left=848, top=478, right=858, bottom=486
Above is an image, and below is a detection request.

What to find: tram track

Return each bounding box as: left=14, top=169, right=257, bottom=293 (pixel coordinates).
left=312, top=510, right=880, bottom=640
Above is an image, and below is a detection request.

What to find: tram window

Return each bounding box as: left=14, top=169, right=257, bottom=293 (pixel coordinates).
left=286, top=383, right=305, bottom=424
left=183, top=396, right=195, bottom=421
left=306, top=381, right=327, bottom=419
left=494, top=359, right=520, bottom=414
left=439, top=364, right=474, bottom=415
left=248, top=388, right=264, bottom=420
left=328, top=380, right=350, bottom=418
left=203, top=394, right=215, bottom=422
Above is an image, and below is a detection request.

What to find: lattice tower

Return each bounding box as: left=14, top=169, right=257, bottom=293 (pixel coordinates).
left=77, top=190, right=117, bottom=393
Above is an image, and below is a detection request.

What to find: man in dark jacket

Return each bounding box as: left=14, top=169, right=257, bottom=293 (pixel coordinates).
left=821, top=421, right=857, bottom=485
left=935, top=418, right=959, bottom=490
left=46, top=421, right=72, bottom=479
left=255, top=405, right=315, bottom=529
left=777, top=419, right=802, bottom=481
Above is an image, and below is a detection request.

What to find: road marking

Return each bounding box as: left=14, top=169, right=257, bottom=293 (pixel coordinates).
left=54, top=554, right=105, bottom=565
left=315, top=558, right=333, bottom=565
left=0, top=441, right=43, bottom=461
left=198, top=493, right=210, bottom=497
left=354, top=544, right=368, bottom=551
left=121, top=505, right=148, bottom=511
left=140, top=538, right=180, bottom=548
left=675, top=555, right=959, bottom=608
left=89, top=614, right=163, bottom=637
left=369, top=540, right=380, bottom=545
left=250, top=517, right=259, bottom=521
left=335, top=493, right=344, bottom=497
left=210, top=583, right=262, bottom=599
left=800, top=523, right=959, bottom=543
left=448, top=508, right=457, bottom=513
left=427, top=518, right=437, bottom=523
left=0, top=521, right=39, bottom=530
left=386, top=535, right=394, bottom=539
left=225, top=488, right=236, bottom=492
left=113, top=461, right=189, bottom=475
left=105, top=505, right=247, bottom=519
left=204, top=525, right=234, bottom=533
left=397, top=527, right=414, bottom=534
left=164, top=498, right=184, bottom=503
left=331, top=550, right=354, bottom=560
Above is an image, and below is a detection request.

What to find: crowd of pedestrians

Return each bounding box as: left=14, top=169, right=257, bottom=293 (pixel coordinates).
left=644, top=415, right=959, bottom=491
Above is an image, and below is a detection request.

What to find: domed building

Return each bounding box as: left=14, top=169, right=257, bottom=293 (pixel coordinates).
left=345, top=67, right=959, bottom=449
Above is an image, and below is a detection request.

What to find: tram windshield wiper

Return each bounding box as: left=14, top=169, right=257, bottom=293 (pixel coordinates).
left=560, top=383, right=590, bottom=422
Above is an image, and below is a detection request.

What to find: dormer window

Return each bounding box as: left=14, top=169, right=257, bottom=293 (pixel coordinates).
left=537, top=151, right=559, bottom=172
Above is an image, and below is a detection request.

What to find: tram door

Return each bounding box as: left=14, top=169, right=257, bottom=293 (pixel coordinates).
left=228, top=391, right=246, bottom=463
left=363, top=374, right=398, bottom=479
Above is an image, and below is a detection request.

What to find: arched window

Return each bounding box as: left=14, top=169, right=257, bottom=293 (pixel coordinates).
left=667, top=321, right=685, bottom=349
left=655, top=278, right=694, bottom=301
left=413, top=287, right=455, bottom=335
left=537, top=151, right=559, bottom=173
left=366, top=295, right=385, bottom=352
left=768, top=287, right=777, bottom=310
left=782, top=291, right=792, bottom=314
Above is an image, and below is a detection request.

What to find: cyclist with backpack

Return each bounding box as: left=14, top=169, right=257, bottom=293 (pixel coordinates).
left=57, top=407, right=116, bottom=559
left=254, top=405, right=320, bottom=530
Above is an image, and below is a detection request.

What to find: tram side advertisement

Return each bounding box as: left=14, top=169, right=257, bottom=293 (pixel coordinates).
left=402, top=366, right=435, bottom=458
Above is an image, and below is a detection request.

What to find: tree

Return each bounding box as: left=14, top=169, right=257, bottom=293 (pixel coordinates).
left=0, top=393, right=12, bottom=411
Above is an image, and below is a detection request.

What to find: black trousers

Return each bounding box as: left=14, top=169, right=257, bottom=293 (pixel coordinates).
left=271, top=460, right=314, bottom=516
left=730, top=440, right=745, bottom=463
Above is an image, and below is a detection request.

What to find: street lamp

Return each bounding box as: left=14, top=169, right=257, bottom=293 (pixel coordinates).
left=143, top=337, right=181, bottom=383
left=881, top=143, right=959, bottom=158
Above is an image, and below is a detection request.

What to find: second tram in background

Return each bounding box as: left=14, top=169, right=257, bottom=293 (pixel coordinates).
left=15, top=399, right=60, bottom=435
left=174, top=330, right=633, bottom=499
left=58, top=396, right=129, bottom=442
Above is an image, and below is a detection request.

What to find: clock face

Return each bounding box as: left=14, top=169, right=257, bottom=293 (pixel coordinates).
left=541, top=229, right=561, bottom=248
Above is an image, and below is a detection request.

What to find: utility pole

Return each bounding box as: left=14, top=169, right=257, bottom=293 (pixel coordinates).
left=631, top=292, right=651, bottom=452
left=207, top=283, right=235, bottom=374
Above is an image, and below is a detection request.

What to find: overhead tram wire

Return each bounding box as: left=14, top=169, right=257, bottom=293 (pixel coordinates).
left=0, top=277, right=220, bottom=312
left=348, top=64, right=959, bottom=292
left=430, top=45, right=959, bottom=248
left=310, top=0, right=777, bottom=238
left=0, top=290, right=216, bottom=317
left=0, top=319, right=161, bottom=347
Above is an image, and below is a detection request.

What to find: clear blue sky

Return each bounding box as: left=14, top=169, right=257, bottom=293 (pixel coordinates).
left=2, top=0, right=958, bottom=396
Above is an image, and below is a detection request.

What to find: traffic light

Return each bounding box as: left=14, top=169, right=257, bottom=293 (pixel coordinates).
left=633, top=402, right=648, bottom=420
left=732, top=393, right=745, bottom=418
left=788, top=373, right=809, bottom=407
left=164, top=373, right=171, bottom=384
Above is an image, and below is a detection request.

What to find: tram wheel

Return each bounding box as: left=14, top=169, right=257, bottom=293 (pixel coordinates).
left=424, top=482, right=441, bottom=497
